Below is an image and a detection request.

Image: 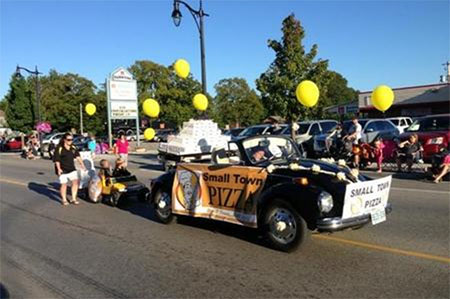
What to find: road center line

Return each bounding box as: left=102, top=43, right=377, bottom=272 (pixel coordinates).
left=313, top=234, right=450, bottom=264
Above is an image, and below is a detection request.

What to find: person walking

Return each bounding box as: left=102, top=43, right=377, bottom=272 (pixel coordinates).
left=114, top=133, right=129, bottom=167
left=53, top=132, right=86, bottom=206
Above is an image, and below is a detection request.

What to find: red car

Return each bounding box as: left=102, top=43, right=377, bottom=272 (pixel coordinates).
left=4, top=137, right=24, bottom=151
left=399, top=114, right=450, bottom=161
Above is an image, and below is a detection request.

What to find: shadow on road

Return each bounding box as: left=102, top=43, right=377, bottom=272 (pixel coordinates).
left=174, top=216, right=266, bottom=248
left=128, top=160, right=163, bottom=172
left=0, top=283, right=10, bottom=299
left=27, top=182, right=61, bottom=204
left=116, top=198, right=159, bottom=222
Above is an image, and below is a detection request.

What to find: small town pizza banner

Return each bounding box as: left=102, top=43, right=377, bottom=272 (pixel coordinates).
left=342, top=175, right=392, bottom=225
left=172, top=164, right=268, bottom=227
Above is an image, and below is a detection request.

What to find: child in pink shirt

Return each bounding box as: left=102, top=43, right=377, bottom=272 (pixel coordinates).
left=114, top=134, right=129, bottom=166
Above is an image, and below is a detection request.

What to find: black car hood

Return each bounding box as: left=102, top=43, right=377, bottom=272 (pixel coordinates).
left=298, top=158, right=344, bottom=174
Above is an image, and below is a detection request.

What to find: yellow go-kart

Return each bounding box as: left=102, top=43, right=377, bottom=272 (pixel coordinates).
left=91, top=175, right=149, bottom=207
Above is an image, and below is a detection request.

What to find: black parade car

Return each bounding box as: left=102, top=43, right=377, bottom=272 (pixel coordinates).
left=148, top=135, right=393, bottom=252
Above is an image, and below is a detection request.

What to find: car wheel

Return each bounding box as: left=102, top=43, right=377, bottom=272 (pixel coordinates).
left=262, top=198, right=308, bottom=252
left=153, top=188, right=174, bottom=224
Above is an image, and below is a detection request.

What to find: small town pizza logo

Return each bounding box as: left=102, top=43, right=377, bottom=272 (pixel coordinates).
left=176, top=170, right=201, bottom=210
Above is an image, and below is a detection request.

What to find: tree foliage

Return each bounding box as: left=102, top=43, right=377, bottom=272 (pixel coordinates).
left=37, top=70, right=106, bottom=135
left=129, top=60, right=206, bottom=128
left=256, top=14, right=329, bottom=122
left=3, top=75, right=35, bottom=132
left=213, top=78, right=265, bottom=127
left=256, top=14, right=358, bottom=122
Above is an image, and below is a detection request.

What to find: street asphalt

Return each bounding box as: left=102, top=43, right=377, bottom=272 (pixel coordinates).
left=0, top=153, right=449, bottom=298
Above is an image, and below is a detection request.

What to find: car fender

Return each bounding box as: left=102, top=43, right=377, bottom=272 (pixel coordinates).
left=257, top=182, right=322, bottom=230
left=149, top=171, right=175, bottom=203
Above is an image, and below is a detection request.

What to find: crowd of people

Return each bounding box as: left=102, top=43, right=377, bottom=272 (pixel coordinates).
left=326, top=116, right=449, bottom=183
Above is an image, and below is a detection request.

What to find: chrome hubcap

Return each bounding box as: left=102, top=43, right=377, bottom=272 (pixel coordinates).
left=156, top=192, right=171, bottom=218
left=268, top=208, right=297, bottom=244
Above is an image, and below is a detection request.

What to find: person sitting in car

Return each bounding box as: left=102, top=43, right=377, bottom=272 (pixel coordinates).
left=396, top=133, right=423, bottom=172
left=113, top=157, right=131, bottom=177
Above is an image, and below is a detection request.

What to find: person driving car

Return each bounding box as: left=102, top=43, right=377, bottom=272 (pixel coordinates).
left=252, top=146, right=267, bottom=162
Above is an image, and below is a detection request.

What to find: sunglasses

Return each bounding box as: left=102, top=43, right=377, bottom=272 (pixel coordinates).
left=66, top=138, right=73, bottom=141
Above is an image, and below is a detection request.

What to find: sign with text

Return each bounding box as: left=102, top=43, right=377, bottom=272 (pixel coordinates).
left=172, top=163, right=268, bottom=228
left=111, top=101, right=138, bottom=118
left=342, top=175, right=392, bottom=222
left=107, top=67, right=138, bottom=120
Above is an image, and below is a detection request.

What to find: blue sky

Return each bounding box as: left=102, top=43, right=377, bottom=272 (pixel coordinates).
left=1, top=0, right=449, bottom=100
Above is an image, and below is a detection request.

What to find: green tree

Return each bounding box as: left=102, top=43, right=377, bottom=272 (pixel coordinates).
left=3, top=74, right=35, bottom=132
left=323, top=70, right=358, bottom=107
left=129, top=60, right=206, bottom=127
left=37, top=70, right=106, bottom=135
left=256, top=14, right=329, bottom=122
left=213, top=78, right=265, bottom=127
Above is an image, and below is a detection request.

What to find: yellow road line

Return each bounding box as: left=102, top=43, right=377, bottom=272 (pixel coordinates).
left=2, top=177, right=449, bottom=264
left=0, top=178, right=28, bottom=187
left=313, top=234, right=450, bottom=264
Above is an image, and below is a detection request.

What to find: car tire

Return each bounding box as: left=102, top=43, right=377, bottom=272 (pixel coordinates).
left=261, top=198, right=308, bottom=252
left=153, top=188, right=174, bottom=224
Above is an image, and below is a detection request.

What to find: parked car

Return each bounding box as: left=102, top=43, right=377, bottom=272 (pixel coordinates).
left=400, top=114, right=450, bottom=161
left=388, top=117, right=413, bottom=134
left=154, top=129, right=177, bottom=143
left=223, top=127, right=245, bottom=138
left=237, top=124, right=287, bottom=139
left=4, top=136, right=25, bottom=151
left=72, top=136, right=90, bottom=151
left=148, top=135, right=393, bottom=252
left=280, top=120, right=338, bottom=157
left=40, top=132, right=65, bottom=156
left=344, top=119, right=399, bottom=143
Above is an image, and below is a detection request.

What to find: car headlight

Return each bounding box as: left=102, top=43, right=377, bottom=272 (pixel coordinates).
left=318, top=191, right=333, bottom=213
left=427, top=137, right=443, bottom=145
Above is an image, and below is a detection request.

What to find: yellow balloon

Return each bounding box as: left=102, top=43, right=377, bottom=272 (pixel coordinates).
left=193, top=93, right=208, bottom=111
left=142, top=98, right=160, bottom=118
left=371, top=85, right=394, bottom=112
left=174, top=59, right=190, bottom=79
left=295, top=80, right=320, bottom=108
left=144, top=128, right=156, bottom=141
left=85, top=103, right=96, bottom=116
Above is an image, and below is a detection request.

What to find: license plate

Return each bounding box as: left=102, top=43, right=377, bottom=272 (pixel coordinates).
left=371, top=208, right=386, bottom=225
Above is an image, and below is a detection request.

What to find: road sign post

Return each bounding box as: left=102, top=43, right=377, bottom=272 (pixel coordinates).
left=106, top=67, right=140, bottom=149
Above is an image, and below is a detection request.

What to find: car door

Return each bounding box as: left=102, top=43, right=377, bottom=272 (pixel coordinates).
left=362, top=121, right=379, bottom=143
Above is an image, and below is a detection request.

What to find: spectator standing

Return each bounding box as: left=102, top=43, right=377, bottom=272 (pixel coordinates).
left=345, top=116, right=362, bottom=168
left=87, top=134, right=97, bottom=158
left=53, top=133, right=86, bottom=206
left=114, top=133, right=129, bottom=167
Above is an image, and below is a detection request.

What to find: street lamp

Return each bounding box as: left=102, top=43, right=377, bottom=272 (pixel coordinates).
left=171, top=0, right=209, bottom=95
left=15, top=65, right=42, bottom=124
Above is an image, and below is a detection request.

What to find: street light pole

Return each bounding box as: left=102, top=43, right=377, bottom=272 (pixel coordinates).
left=16, top=65, right=42, bottom=124
left=171, top=0, right=209, bottom=95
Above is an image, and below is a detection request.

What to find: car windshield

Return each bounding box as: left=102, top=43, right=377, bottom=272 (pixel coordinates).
left=407, top=116, right=450, bottom=132
left=320, top=122, right=338, bottom=133
left=239, top=126, right=267, bottom=137
left=243, top=136, right=299, bottom=165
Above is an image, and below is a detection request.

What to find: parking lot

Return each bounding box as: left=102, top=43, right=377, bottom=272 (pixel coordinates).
left=1, top=153, right=449, bottom=298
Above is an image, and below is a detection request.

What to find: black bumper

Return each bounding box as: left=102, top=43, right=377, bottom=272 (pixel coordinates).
left=316, top=204, right=392, bottom=232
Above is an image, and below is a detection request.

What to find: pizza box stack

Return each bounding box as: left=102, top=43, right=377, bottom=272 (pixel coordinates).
left=158, top=119, right=230, bottom=156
